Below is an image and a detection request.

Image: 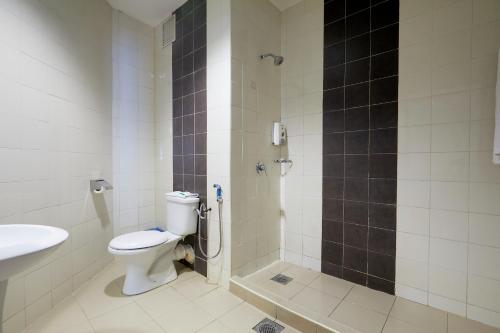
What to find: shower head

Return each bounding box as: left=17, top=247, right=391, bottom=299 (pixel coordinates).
left=259, top=53, right=284, bottom=66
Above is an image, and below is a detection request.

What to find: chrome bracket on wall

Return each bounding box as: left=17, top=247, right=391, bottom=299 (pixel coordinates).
left=90, top=179, right=113, bottom=194
left=273, top=159, right=292, bottom=164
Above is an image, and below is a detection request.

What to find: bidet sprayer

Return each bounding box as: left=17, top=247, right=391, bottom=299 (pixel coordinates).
left=213, top=184, right=223, bottom=203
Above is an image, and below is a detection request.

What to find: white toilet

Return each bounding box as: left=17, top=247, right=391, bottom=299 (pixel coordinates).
left=108, top=193, right=199, bottom=295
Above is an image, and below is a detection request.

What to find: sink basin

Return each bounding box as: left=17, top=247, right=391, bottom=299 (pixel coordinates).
left=0, top=224, right=68, bottom=281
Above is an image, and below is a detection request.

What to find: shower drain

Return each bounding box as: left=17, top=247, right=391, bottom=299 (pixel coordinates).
left=270, top=273, right=293, bottom=285
left=253, top=318, right=285, bottom=333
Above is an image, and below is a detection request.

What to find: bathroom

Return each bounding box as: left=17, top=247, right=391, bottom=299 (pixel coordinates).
left=0, top=0, right=499, bottom=332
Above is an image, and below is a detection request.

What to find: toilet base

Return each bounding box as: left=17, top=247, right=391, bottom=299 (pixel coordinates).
left=109, top=237, right=181, bottom=296
left=122, top=259, right=178, bottom=295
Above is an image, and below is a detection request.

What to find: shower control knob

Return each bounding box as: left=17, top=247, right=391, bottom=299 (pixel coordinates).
left=256, top=162, right=267, bottom=175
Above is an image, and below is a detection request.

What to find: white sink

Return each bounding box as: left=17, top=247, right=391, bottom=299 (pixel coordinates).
left=0, top=224, right=68, bottom=281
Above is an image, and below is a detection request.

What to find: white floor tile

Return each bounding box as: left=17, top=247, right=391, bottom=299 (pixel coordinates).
left=344, top=285, right=396, bottom=314
left=194, top=288, right=244, bottom=317
left=90, top=303, right=164, bottom=333
left=291, top=287, right=342, bottom=317
left=330, top=301, right=388, bottom=333
left=389, top=298, right=447, bottom=333
left=219, top=303, right=268, bottom=332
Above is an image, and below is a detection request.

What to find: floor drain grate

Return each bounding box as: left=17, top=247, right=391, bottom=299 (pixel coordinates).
left=253, top=318, right=285, bottom=333
left=270, top=273, right=293, bottom=285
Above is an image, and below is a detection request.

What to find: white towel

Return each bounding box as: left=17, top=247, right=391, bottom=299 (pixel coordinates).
left=493, top=48, right=500, bottom=164
left=166, top=191, right=199, bottom=199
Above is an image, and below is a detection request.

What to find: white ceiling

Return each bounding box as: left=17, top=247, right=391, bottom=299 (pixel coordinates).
left=269, top=0, right=302, bottom=11
left=107, top=0, right=186, bottom=27
left=107, top=0, right=301, bottom=27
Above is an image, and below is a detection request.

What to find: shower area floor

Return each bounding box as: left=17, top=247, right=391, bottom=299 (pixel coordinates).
left=231, top=262, right=500, bottom=333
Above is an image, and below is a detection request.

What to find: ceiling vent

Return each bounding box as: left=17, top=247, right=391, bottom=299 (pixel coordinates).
left=161, top=15, right=175, bottom=48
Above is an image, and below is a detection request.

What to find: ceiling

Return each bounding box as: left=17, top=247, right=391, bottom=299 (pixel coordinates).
left=107, top=0, right=302, bottom=27
left=107, top=0, right=186, bottom=27
left=269, top=0, right=302, bottom=11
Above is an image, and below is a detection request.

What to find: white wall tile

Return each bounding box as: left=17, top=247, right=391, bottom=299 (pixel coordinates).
left=399, top=1, right=500, bottom=326
left=2, top=278, right=25, bottom=320
left=399, top=97, right=432, bottom=126
left=398, top=153, right=431, bottom=180
left=25, top=265, right=52, bottom=305
left=470, top=183, right=500, bottom=215
left=400, top=12, right=433, bottom=47
left=429, top=293, right=466, bottom=316
left=468, top=274, right=500, bottom=312
left=280, top=1, right=322, bottom=268
left=396, top=257, right=429, bottom=290
left=399, top=43, right=432, bottom=99
left=0, top=0, right=114, bottom=325
left=471, top=55, right=499, bottom=90
left=397, top=206, right=430, bottom=235
left=432, top=0, right=472, bottom=37
left=469, top=244, right=500, bottom=280
left=26, top=293, right=51, bottom=325
left=396, top=284, right=429, bottom=305
left=431, top=61, right=471, bottom=96
left=471, top=87, right=496, bottom=120
left=303, top=235, right=321, bottom=259
left=2, top=310, right=26, bottom=333
left=467, top=304, right=500, bottom=329
left=431, top=122, right=470, bottom=152
left=470, top=120, right=495, bottom=151
left=399, top=126, right=432, bottom=153
left=430, top=152, right=469, bottom=181
left=435, top=29, right=470, bottom=68
left=430, top=209, right=468, bottom=241
left=471, top=21, right=500, bottom=60
left=397, top=232, right=429, bottom=262
left=470, top=152, right=500, bottom=182
left=398, top=180, right=430, bottom=208
left=429, top=265, right=467, bottom=301
left=430, top=181, right=468, bottom=211
left=469, top=213, right=500, bottom=247
left=429, top=238, right=468, bottom=272
left=431, top=91, right=470, bottom=123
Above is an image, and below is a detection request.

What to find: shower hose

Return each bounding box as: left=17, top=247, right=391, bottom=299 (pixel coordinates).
left=196, top=200, right=222, bottom=259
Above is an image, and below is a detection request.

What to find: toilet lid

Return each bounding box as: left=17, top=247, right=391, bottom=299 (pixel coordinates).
left=109, top=230, right=173, bottom=250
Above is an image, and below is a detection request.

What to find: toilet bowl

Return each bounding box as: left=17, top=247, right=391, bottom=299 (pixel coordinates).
left=108, top=230, right=183, bottom=295
left=108, top=193, right=199, bottom=295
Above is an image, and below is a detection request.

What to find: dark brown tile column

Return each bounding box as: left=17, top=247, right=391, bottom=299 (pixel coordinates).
left=172, top=0, right=207, bottom=276
left=322, top=0, right=399, bottom=294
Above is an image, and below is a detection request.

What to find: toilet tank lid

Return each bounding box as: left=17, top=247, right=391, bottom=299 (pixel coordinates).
left=165, top=192, right=200, bottom=204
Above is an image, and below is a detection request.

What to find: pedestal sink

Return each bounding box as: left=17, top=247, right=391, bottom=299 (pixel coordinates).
left=0, top=224, right=69, bottom=281
left=0, top=224, right=68, bottom=332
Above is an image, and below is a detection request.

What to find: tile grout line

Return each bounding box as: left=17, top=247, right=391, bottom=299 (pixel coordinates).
left=380, top=296, right=397, bottom=332
left=327, top=282, right=355, bottom=318
left=133, top=298, right=169, bottom=333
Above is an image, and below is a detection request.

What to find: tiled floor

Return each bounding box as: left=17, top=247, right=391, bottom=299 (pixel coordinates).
left=21, top=261, right=299, bottom=333
left=238, top=261, right=500, bottom=333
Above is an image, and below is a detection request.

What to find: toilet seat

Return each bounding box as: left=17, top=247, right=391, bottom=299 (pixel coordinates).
left=109, top=230, right=179, bottom=251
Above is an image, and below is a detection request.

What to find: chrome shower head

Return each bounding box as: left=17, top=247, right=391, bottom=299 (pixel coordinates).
left=259, top=53, right=284, bottom=66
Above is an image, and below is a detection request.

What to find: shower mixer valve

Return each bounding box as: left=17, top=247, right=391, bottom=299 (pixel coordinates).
left=256, top=162, right=267, bottom=175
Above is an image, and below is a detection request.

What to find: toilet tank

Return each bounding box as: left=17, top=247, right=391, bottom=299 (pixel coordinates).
left=165, top=193, right=200, bottom=236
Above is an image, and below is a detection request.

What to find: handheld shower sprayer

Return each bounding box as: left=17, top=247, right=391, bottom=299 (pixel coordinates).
left=195, top=184, right=224, bottom=260
left=213, top=184, right=223, bottom=202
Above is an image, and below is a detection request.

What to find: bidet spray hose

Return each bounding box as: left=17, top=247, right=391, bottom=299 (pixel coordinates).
left=196, top=185, right=223, bottom=259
